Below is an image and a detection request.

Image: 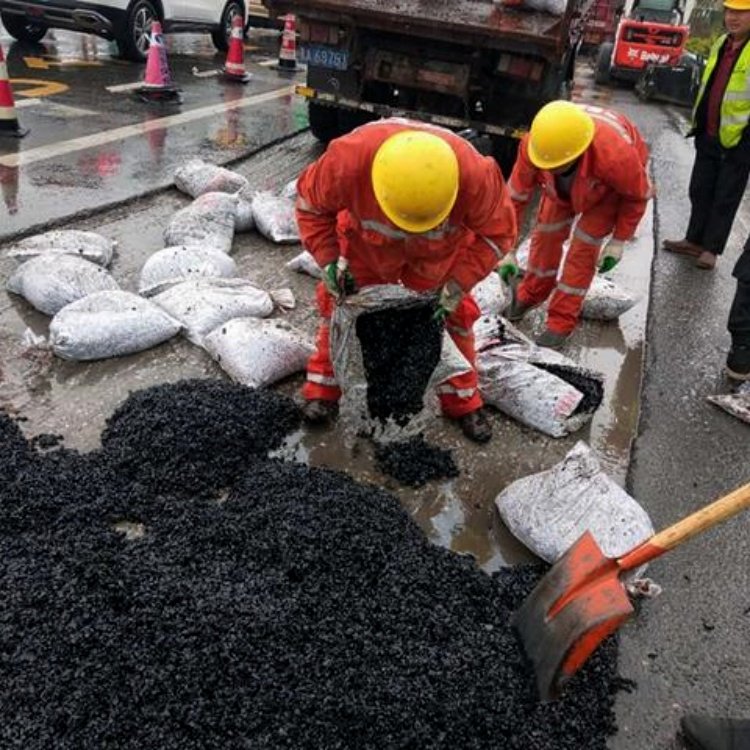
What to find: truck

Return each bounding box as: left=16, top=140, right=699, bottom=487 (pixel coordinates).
left=263, top=0, right=594, bottom=174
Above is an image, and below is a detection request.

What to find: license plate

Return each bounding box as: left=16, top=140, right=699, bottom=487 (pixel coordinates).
left=299, top=44, right=349, bottom=71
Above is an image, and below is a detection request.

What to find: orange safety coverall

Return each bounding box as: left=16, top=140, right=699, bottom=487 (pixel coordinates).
left=296, top=118, right=517, bottom=418
left=508, top=105, right=651, bottom=335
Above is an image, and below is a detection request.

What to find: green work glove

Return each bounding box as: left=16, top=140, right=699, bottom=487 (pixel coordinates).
left=497, top=251, right=521, bottom=283
left=598, top=239, right=624, bottom=274
left=433, top=279, right=464, bottom=323
left=323, top=261, right=356, bottom=300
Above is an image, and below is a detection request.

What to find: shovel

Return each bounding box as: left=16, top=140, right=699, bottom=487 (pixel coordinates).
left=513, top=481, right=750, bottom=701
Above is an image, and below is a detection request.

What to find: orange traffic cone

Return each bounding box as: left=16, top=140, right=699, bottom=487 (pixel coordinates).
left=273, top=14, right=302, bottom=72
left=0, top=43, right=28, bottom=138
left=138, top=21, right=181, bottom=102
left=223, top=14, right=252, bottom=83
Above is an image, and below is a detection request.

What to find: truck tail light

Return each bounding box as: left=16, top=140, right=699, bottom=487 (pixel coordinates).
left=298, top=19, right=345, bottom=46
left=496, top=54, right=545, bottom=81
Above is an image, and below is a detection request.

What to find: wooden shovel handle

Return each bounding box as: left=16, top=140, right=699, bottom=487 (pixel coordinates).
left=619, top=482, right=750, bottom=571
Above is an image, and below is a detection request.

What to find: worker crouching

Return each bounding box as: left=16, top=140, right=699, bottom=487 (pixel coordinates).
left=295, top=118, right=518, bottom=443
left=505, top=101, right=651, bottom=348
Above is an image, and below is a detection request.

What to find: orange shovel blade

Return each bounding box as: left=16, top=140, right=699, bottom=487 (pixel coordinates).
left=512, top=531, right=635, bottom=700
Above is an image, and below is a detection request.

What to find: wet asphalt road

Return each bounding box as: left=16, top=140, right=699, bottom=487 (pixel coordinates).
left=0, top=25, right=749, bottom=749
left=0, top=22, right=306, bottom=239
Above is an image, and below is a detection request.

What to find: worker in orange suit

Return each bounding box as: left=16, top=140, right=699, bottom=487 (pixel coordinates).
left=296, top=118, right=517, bottom=443
left=504, top=101, right=651, bottom=348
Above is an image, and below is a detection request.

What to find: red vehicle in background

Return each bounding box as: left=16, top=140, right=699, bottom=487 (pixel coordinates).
left=594, top=0, right=692, bottom=83
left=583, top=0, right=621, bottom=49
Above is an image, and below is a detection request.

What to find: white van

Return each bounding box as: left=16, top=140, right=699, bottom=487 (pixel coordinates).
left=0, top=0, right=249, bottom=61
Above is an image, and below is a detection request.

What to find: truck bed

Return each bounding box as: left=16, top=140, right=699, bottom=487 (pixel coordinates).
left=266, top=0, right=575, bottom=54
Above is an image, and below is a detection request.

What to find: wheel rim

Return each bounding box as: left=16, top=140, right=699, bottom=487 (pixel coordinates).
left=134, top=5, right=155, bottom=56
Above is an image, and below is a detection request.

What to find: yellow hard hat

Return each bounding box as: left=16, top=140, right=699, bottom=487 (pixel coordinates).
left=371, top=130, right=459, bottom=234
left=528, top=101, right=595, bottom=170
left=724, top=0, right=750, bottom=10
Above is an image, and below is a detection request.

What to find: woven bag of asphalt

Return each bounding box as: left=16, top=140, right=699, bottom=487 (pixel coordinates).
left=163, top=192, right=237, bottom=255
left=173, top=158, right=249, bottom=198
left=5, top=229, right=116, bottom=267
left=495, top=441, right=654, bottom=564
left=251, top=190, right=300, bottom=244
left=138, top=244, right=238, bottom=297
left=331, top=286, right=471, bottom=486
left=6, top=253, right=120, bottom=316
left=203, top=318, right=314, bottom=387
left=475, top=315, right=604, bottom=438
left=152, top=277, right=274, bottom=346
left=0, top=379, right=622, bottom=749
left=707, top=382, right=750, bottom=425
left=49, top=290, right=182, bottom=361
left=331, top=285, right=472, bottom=426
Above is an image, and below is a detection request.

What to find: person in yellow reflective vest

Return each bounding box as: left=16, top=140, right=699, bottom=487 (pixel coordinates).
left=662, top=0, right=750, bottom=271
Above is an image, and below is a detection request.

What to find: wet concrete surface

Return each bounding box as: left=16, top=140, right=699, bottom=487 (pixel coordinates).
left=606, top=91, right=750, bottom=750
left=0, top=24, right=304, bottom=239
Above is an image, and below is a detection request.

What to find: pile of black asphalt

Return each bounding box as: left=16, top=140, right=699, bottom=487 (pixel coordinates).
left=374, top=435, right=459, bottom=487
left=0, top=379, right=621, bottom=749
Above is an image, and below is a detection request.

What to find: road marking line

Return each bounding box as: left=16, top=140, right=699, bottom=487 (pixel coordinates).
left=14, top=98, right=42, bottom=109
left=106, top=81, right=144, bottom=92
left=191, top=67, right=222, bottom=78
left=0, top=85, right=295, bottom=168
left=24, top=56, right=103, bottom=70
left=257, top=59, right=276, bottom=67
left=10, top=78, right=69, bottom=97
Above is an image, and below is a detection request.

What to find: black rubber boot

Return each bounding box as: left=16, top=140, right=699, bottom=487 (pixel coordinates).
left=726, top=346, right=750, bottom=381
left=458, top=409, right=492, bottom=444
left=301, top=399, right=339, bottom=425
left=535, top=329, right=571, bottom=350
left=504, top=281, right=535, bottom=322
left=681, top=714, right=750, bottom=750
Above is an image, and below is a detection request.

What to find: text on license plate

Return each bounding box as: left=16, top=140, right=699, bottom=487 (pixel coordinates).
left=299, top=44, right=349, bottom=71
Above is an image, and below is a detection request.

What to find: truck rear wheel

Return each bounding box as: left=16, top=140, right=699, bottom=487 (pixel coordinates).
left=595, top=42, right=614, bottom=86
left=308, top=102, right=342, bottom=144
left=491, top=136, right=519, bottom=179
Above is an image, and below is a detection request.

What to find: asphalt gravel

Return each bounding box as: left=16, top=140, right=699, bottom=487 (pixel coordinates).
left=356, top=302, right=443, bottom=425
left=374, top=436, right=460, bottom=487
left=1, top=379, right=622, bottom=749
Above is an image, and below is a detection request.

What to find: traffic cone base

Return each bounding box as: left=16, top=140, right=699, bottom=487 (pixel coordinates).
left=0, top=43, right=28, bottom=138
left=137, top=21, right=181, bottom=102
left=223, top=14, right=252, bottom=83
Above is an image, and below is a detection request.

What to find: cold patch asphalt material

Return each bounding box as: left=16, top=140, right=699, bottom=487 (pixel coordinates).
left=1, top=379, right=624, bottom=749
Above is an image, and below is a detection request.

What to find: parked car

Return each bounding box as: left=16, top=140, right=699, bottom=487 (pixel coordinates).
left=0, top=0, right=247, bottom=61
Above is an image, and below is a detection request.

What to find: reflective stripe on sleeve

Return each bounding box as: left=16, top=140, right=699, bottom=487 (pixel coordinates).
left=480, top=235, right=504, bottom=260
left=360, top=218, right=457, bottom=241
